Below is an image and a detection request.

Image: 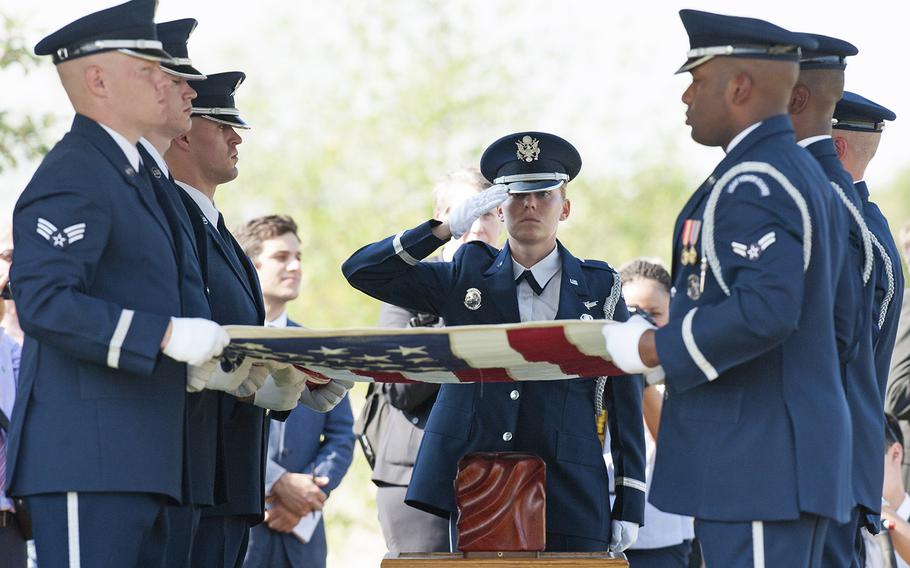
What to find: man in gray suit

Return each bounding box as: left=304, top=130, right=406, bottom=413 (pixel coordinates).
left=367, top=168, right=502, bottom=554
left=886, top=220, right=910, bottom=486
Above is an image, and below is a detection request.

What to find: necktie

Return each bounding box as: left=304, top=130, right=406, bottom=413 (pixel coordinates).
left=516, top=269, right=545, bottom=295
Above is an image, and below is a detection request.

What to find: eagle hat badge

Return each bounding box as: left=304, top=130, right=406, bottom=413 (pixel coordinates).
left=515, top=135, right=541, bottom=162
left=464, top=288, right=482, bottom=310
left=36, top=217, right=85, bottom=249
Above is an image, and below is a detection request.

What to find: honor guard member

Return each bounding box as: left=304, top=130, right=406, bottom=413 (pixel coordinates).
left=135, top=18, right=224, bottom=567
left=343, top=132, right=646, bottom=553
left=7, top=1, right=231, bottom=566
left=603, top=10, right=854, bottom=566
left=834, top=91, right=906, bottom=477
left=789, top=35, right=882, bottom=567
left=165, top=72, right=351, bottom=567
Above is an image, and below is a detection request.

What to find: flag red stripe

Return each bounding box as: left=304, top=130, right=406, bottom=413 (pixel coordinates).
left=355, top=370, right=418, bottom=384
left=506, top=326, right=623, bottom=377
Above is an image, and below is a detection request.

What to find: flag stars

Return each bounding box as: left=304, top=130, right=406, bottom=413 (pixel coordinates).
left=310, top=346, right=349, bottom=357
left=387, top=345, right=429, bottom=357
left=355, top=354, right=392, bottom=363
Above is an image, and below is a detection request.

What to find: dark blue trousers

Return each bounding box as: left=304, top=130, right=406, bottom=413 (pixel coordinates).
left=625, top=540, right=693, bottom=567
left=192, top=515, right=251, bottom=568
left=163, top=504, right=202, bottom=568
left=27, top=492, right=170, bottom=568
left=821, top=507, right=863, bottom=568
left=695, top=514, right=829, bottom=568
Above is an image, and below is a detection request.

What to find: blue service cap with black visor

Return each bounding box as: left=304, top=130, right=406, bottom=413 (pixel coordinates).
left=34, top=0, right=172, bottom=65
left=676, top=9, right=819, bottom=74
left=156, top=19, right=205, bottom=80
left=189, top=71, right=251, bottom=130
left=480, top=132, right=581, bottom=194
left=799, top=33, right=858, bottom=71
left=833, top=91, right=896, bottom=133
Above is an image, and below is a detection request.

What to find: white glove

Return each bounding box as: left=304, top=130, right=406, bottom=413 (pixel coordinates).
left=163, top=317, right=230, bottom=366
left=608, top=520, right=639, bottom=552
left=446, top=184, right=509, bottom=238
left=253, top=375, right=306, bottom=411
left=602, top=315, right=659, bottom=375
left=298, top=378, right=355, bottom=413
left=186, top=357, right=253, bottom=393
left=263, top=361, right=309, bottom=387
left=230, top=363, right=270, bottom=398
left=644, top=366, right=666, bottom=386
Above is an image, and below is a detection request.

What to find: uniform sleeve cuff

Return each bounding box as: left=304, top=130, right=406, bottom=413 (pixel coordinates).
left=655, top=308, right=718, bottom=393
left=392, top=220, right=448, bottom=266
left=111, top=311, right=171, bottom=375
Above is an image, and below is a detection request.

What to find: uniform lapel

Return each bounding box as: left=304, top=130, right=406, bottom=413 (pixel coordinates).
left=75, top=117, right=177, bottom=256
left=481, top=242, right=521, bottom=323
left=555, top=242, right=593, bottom=320
left=209, top=215, right=259, bottom=308
left=223, top=226, right=266, bottom=322
left=180, top=191, right=260, bottom=307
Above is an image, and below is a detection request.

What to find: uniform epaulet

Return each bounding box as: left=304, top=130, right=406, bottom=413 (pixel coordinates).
left=453, top=239, right=499, bottom=262
left=580, top=259, right=616, bottom=272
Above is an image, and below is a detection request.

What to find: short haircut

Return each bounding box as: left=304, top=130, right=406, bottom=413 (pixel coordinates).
left=432, top=168, right=491, bottom=212
left=886, top=412, right=904, bottom=447
left=235, top=214, right=299, bottom=259
left=619, top=258, right=671, bottom=293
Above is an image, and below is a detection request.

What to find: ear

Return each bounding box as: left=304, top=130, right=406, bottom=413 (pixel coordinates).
left=170, top=133, right=192, bottom=152
left=788, top=84, right=810, bottom=115
left=559, top=198, right=571, bottom=221
left=497, top=205, right=505, bottom=222
left=832, top=135, right=847, bottom=160
left=83, top=65, right=107, bottom=98
left=729, top=72, right=753, bottom=106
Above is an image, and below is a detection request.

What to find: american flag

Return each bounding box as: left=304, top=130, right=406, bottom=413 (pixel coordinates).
left=223, top=320, right=622, bottom=384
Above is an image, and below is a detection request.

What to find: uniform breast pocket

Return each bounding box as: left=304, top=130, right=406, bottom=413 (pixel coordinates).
left=424, top=404, right=474, bottom=441
left=556, top=431, right=606, bottom=469
left=79, top=363, right=167, bottom=400
left=678, top=382, right=744, bottom=423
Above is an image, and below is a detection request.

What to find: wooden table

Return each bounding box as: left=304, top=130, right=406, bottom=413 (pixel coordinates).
left=381, top=551, right=628, bottom=568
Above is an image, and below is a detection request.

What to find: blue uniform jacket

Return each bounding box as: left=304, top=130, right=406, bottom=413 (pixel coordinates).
left=652, top=115, right=853, bottom=524
left=247, top=326, right=355, bottom=568
left=860, top=179, right=904, bottom=527
left=857, top=181, right=905, bottom=391
left=138, top=143, right=224, bottom=508
left=342, top=224, right=646, bottom=542
left=807, top=139, right=883, bottom=519
left=178, top=193, right=269, bottom=521
left=8, top=115, right=186, bottom=501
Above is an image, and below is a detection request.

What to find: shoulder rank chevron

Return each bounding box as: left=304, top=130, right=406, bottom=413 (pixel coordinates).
left=37, top=217, right=86, bottom=249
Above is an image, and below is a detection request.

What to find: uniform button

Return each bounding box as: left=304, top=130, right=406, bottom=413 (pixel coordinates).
left=411, top=417, right=419, bottom=425
left=510, top=390, right=520, bottom=400
left=502, top=432, right=513, bottom=442
left=281, top=448, right=290, bottom=456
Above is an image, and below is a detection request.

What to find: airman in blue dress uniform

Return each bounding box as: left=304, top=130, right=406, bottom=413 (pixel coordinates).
left=833, top=93, right=906, bottom=544
left=787, top=34, right=881, bottom=568
left=343, top=132, right=646, bottom=553
left=833, top=93, right=904, bottom=395
left=603, top=10, right=853, bottom=566
left=136, top=18, right=226, bottom=567
left=7, top=1, right=230, bottom=565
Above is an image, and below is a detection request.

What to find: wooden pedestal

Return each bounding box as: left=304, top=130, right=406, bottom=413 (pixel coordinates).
left=380, top=551, right=628, bottom=568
